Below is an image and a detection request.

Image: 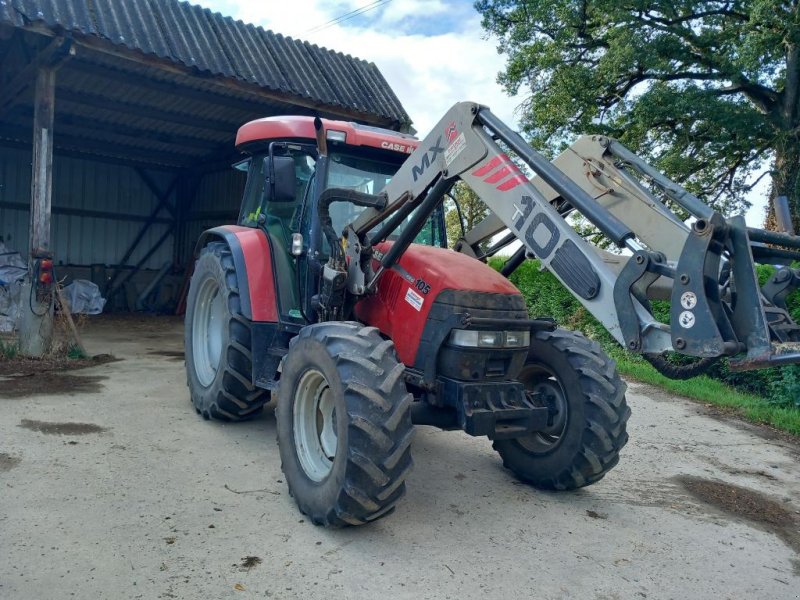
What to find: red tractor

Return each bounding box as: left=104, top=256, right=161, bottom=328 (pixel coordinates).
left=186, top=102, right=800, bottom=526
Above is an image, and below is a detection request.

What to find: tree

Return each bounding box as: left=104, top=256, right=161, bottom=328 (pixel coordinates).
left=445, top=182, right=490, bottom=249
left=476, top=0, right=800, bottom=229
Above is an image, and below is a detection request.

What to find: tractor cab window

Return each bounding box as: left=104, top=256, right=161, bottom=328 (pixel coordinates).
left=238, top=152, right=316, bottom=233
left=325, top=152, right=447, bottom=251
left=327, top=153, right=394, bottom=236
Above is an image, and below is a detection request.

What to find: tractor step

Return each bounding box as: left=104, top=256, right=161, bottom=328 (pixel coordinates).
left=438, top=377, right=549, bottom=440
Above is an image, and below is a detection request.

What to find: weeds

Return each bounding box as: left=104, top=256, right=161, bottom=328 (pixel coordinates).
left=0, top=339, right=19, bottom=359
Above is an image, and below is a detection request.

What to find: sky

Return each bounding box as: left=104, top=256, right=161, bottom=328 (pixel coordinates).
left=194, top=0, right=522, bottom=135
left=195, top=0, right=768, bottom=227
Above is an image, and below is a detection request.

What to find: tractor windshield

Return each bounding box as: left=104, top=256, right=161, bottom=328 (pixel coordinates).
left=326, top=152, right=446, bottom=247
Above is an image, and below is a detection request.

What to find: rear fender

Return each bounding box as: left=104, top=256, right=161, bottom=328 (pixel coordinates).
left=195, top=225, right=278, bottom=322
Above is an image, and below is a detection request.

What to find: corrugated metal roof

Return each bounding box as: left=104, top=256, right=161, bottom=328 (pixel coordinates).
left=0, top=0, right=411, bottom=127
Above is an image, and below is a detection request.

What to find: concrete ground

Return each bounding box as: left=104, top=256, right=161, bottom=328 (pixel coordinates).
left=1, top=316, right=799, bottom=600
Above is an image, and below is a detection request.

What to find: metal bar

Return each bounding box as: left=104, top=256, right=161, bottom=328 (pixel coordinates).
left=379, top=177, right=452, bottom=271
left=57, top=88, right=236, bottom=134
left=368, top=194, right=417, bottom=244
left=109, top=225, right=176, bottom=297
left=750, top=245, right=800, bottom=262
left=746, top=227, right=800, bottom=249
left=500, top=246, right=526, bottom=277
left=0, top=36, right=73, bottom=115
left=0, top=123, right=193, bottom=168
left=603, top=138, right=715, bottom=220
left=727, top=216, right=771, bottom=360
left=466, top=317, right=555, bottom=330
left=477, top=231, right=517, bottom=259
left=175, top=173, right=206, bottom=267
left=136, top=168, right=177, bottom=218
left=477, top=109, right=634, bottom=246
left=0, top=200, right=174, bottom=224
left=104, top=174, right=180, bottom=294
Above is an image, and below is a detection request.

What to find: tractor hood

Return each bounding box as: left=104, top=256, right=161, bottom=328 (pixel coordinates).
left=354, top=243, right=524, bottom=366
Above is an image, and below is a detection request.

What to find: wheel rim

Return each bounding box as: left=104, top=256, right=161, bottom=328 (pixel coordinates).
left=192, top=276, right=226, bottom=387
left=293, top=369, right=338, bottom=481
left=517, top=366, right=569, bottom=453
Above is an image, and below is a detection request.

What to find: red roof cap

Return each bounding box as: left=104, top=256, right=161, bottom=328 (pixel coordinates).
left=236, top=116, right=419, bottom=155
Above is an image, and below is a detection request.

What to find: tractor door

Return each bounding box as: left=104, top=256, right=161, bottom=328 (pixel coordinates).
left=237, top=145, right=317, bottom=322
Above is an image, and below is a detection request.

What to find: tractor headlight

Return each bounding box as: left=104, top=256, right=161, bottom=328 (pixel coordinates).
left=449, top=329, right=530, bottom=349
left=503, top=330, right=530, bottom=348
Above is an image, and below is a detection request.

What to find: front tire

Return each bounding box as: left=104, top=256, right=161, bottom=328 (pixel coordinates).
left=277, top=322, right=414, bottom=527
left=184, top=242, right=267, bottom=421
left=493, top=328, right=630, bottom=490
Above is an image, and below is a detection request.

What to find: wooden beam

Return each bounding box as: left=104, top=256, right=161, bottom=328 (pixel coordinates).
left=0, top=36, right=74, bottom=116
left=29, top=65, right=56, bottom=257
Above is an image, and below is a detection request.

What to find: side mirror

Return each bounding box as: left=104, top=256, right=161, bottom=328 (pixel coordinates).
left=264, top=155, right=296, bottom=203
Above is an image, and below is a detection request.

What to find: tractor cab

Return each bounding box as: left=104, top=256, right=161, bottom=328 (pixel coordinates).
left=233, top=116, right=447, bottom=323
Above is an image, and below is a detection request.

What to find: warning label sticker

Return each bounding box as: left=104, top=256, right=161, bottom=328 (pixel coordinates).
left=404, top=287, right=424, bottom=311
left=444, top=132, right=466, bottom=166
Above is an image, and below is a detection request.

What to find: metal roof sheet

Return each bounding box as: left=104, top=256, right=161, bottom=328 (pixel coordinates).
left=1, top=0, right=411, bottom=127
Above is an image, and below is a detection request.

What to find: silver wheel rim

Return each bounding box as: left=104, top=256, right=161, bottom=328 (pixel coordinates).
left=293, top=369, right=338, bottom=481
left=192, top=276, right=225, bottom=387
left=518, top=367, right=569, bottom=453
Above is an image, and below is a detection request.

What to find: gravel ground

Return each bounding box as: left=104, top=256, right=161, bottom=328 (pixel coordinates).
left=1, top=315, right=799, bottom=600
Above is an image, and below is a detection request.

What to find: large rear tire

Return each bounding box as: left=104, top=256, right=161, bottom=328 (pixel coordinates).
left=184, top=242, right=267, bottom=421
left=493, top=328, right=630, bottom=490
left=276, top=322, right=414, bottom=527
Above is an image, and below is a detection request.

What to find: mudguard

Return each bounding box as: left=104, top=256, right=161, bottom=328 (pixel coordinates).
left=194, top=225, right=278, bottom=322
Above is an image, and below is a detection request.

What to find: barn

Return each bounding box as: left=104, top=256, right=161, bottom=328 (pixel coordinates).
left=0, top=0, right=411, bottom=351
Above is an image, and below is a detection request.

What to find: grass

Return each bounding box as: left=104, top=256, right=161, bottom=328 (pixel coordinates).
left=0, top=339, right=19, bottom=359
left=66, top=343, right=88, bottom=360
left=613, top=352, right=800, bottom=437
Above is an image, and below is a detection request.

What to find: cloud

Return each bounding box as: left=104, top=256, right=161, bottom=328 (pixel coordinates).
left=194, top=0, right=522, bottom=135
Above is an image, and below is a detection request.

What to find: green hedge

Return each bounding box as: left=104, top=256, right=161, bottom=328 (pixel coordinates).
left=489, top=257, right=800, bottom=410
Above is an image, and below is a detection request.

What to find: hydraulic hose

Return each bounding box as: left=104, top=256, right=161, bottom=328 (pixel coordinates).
left=643, top=354, right=720, bottom=380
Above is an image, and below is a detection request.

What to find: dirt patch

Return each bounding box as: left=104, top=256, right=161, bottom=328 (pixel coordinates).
left=18, top=419, right=107, bottom=435
left=148, top=350, right=184, bottom=361
left=0, top=373, right=106, bottom=398
left=586, top=509, right=608, bottom=520
left=91, top=314, right=182, bottom=333
left=238, top=556, right=262, bottom=572
left=0, top=452, right=20, bottom=472
left=0, top=353, right=118, bottom=377
left=678, top=475, right=800, bottom=569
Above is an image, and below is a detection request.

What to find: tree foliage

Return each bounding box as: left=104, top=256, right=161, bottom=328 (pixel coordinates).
left=476, top=0, right=800, bottom=227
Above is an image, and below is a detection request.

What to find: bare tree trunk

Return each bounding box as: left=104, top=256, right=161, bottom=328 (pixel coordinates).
left=765, top=139, right=800, bottom=232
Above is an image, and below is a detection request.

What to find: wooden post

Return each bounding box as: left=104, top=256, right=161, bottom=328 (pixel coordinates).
left=18, top=66, right=56, bottom=357
left=30, top=67, right=55, bottom=256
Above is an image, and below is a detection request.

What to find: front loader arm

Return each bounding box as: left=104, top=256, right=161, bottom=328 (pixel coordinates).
left=351, top=102, right=671, bottom=354
left=342, top=101, right=800, bottom=371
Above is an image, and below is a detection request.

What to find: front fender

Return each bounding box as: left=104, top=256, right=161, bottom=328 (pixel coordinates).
left=195, top=225, right=277, bottom=322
